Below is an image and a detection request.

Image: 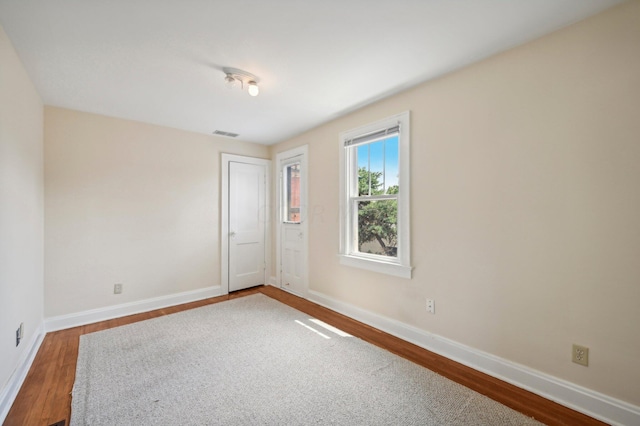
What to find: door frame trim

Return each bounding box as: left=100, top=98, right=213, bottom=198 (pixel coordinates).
left=275, top=145, right=309, bottom=297
left=221, top=153, right=271, bottom=295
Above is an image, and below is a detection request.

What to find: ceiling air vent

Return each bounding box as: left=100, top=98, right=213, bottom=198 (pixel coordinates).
left=213, top=130, right=239, bottom=138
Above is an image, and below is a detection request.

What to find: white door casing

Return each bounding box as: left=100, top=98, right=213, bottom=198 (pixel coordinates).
left=221, top=154, right=270, bottom=294
left=276, top=146, right=308, bottom=297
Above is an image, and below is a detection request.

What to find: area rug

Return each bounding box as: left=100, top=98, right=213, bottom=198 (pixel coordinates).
left=71, top=293, right=542, bottom=425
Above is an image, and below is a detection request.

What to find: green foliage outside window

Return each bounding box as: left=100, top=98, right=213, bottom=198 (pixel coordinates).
left=357, top=167, right=398, bottom=256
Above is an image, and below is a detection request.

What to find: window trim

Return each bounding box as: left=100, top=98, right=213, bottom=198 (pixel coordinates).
left=338, top=111, right=412, bottom=279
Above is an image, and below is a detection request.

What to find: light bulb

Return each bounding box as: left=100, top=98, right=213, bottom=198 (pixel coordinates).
left=247, top=81, right=259, bottom=96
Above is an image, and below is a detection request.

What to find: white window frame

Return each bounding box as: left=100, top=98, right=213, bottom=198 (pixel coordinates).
left=338, top=111, right=412, bottom=279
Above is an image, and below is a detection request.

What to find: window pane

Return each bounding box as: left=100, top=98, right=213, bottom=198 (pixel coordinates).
left=369, top=140, right=384, bottom=195
left=285, top=163, right=301, bottom=223
left=354, top=136, right=399, bottom=197
left=384, top=136, right=399, bottom=194
left=357, top=144, right=370, bottom=195
left=355, top=199, right=398, bottom=257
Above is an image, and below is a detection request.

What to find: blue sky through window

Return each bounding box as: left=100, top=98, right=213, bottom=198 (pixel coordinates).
left=357, top=135, right=399, bottom=192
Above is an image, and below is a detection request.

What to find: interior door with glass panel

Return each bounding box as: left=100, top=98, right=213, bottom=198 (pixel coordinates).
left=280, top=157, right=305, bottom=295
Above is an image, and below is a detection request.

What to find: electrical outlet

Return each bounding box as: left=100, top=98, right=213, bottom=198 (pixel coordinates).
left=572, top=344, right=589, bottom=366
left=426, top=299, right=435, bottom=314
left=114, top=283, right=123, bottom=294
left=19, top=322, right=24, bottom=339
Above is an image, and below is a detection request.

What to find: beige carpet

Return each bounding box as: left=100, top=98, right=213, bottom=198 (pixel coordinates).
left=71, top=294, right=543, bottom=425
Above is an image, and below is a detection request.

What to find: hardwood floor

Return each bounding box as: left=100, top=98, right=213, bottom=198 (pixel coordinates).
left=4, top=286, right=605, bottom=426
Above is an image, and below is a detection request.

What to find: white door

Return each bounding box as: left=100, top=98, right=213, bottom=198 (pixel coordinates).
left=278, top=147, right=308, bottom=296
left=228, top=161, right=266, bottom=292
left=281, top=160, right=303, bottom=293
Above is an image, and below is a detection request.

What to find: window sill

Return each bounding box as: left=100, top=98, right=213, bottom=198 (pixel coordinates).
left=339, top=254, right=412, bottom=279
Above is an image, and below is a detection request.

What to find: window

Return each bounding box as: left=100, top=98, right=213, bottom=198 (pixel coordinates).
left=339, top=112, right=412, bottom=278
left=284, top=162, right=301, bottom=223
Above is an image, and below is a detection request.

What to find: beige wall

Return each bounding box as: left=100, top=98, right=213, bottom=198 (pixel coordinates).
left=271, top=1, right=640, bottom=406
left=0, top=26, right=44, bottom=392
left=44, top=107, right=268, bottom=317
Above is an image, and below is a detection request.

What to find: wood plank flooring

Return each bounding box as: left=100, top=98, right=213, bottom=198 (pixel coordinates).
left=4, top=286, right=605, bottom=426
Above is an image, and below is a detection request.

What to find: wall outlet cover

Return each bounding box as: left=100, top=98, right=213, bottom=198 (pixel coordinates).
left=572, top=344, right=589, bottom=366
left=426, top=299, right=435, bottom=314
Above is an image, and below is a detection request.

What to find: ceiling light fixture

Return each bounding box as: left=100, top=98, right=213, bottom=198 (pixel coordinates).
left=222, top=67, right=260, bottom=97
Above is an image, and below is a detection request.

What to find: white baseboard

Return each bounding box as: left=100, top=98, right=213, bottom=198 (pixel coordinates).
left=45, top=285, right=223, bottom=332
left=0, top=323, right=45, bottom=424
left=268, top=276, right=277, bottom=286
left=307, top=290, right=640, bottom=426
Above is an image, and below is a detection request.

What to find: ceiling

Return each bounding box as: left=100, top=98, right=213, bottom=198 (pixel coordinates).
left=0, top=0, right=624, bottom=145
